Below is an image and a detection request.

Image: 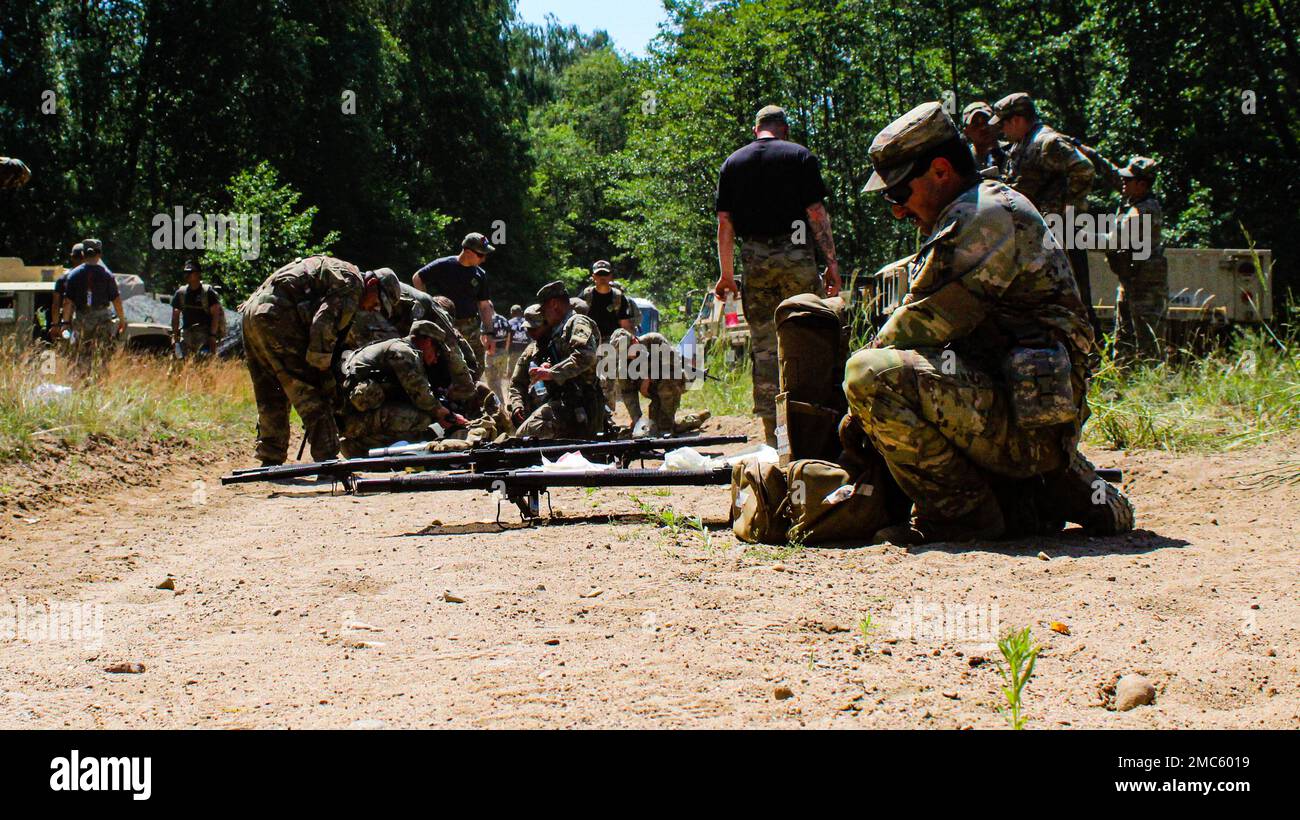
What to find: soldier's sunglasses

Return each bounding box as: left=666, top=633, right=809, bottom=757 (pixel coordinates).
left=881, top=162, right=932, bottom=207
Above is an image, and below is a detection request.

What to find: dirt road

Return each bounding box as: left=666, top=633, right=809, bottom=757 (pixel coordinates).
left=1, top=418, right=1296, bottom=729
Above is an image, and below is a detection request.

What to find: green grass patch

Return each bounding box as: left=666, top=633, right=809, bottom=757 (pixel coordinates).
left=1086, top=323, right=1299, bottom=452
left=0, top=349, right=255, bottom=461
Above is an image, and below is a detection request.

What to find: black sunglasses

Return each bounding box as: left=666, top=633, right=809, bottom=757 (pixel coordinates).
left=881, top=162, right=933, bottom=207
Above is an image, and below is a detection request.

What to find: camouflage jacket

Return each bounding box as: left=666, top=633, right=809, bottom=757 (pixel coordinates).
left=632, top=331, right=686, bottom=388
left=1004, top=122, right=1095, bottom=217
left=347, top=282, right=477, bottom=401
left=246, top=255, right=363, bottom=369
left=342, top=337, right=443, bottom=416
left=508, top=339, right=543, bottom=417
left=544, top=310, right=600, bottom=385
left=872, top=179, right=1094, bottom=384
left=1104, top=195, right=1165, bottom=274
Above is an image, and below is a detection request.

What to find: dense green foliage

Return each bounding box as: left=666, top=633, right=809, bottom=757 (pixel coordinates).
left=2, top=0, right=1297, bottom=310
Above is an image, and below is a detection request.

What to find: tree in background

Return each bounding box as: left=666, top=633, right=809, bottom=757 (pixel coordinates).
left=200, top=161, right=342, bottom=300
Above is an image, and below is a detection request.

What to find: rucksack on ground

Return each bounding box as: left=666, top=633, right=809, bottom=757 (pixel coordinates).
left=729, top=459, right=790, bottom=544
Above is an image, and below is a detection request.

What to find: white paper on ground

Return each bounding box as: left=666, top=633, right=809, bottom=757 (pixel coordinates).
left=31, top=383, right=73, bottom=402
left=661, top=446, right=710, bottom=471
left=710, top=444, right=779, bottom=468
left=521, top=451, right=618, bottom=473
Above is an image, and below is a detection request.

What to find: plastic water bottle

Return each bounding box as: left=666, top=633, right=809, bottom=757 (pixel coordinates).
left=724, top=293, right=739, bottom=328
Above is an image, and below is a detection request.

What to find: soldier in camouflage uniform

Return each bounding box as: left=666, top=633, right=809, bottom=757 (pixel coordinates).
left=607, top=329, right=710, bottom=436
left=0, top=156, right=30, bottom=189
left=961, top=101, right=1006, bottom=174
left=346, top=270, right=479, bottom=401
left=847, top=101, right=1133, bottom=544
left=1078, top=150, right=1169, bottom=363
left=991, top=93, right=1099, bottom=333
left=338, top=321, right=470, bottom=458
left=515, top=282, right=604, bottom=439
left=507, top=305, right=551, bottom=428
left=241, top=256, right=383, bottom=465
left=715, top=105, right=842, bottom=446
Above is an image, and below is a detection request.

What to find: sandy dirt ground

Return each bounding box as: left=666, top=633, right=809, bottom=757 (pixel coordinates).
left=0, top=417, right=1296, bottom=729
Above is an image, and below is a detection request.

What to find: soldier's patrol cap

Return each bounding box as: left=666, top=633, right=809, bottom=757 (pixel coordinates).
left=510, top=304, right=523, bottom=314
left=81, top=238, right=102, bottom=254
left=591, top=259, right=612, bottom=274
left=755, top=105, right=787, bottom=126
left=536, top=280, right=569, bottom=302
left=408, top=320, right=445, bottom=343
left=462, top=232, right=496, bottom=255
left=988, top=92, right=1036, bottom=126
left=863, top=101, right=961, bottom=193
left=370, top=268, right=402, bottom=314
left=183, top=258, right=200, bottom=272
left=1119, top=156, right=1158, bottom=181
left=70, top=242, right=85, bottom=257
left=523, top=304, right=546, bottom=328
left=961, top=101, right=994, bottom=126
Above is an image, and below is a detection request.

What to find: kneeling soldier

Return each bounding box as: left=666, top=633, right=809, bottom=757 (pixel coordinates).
left=339, top=321, right=468, bottom=458
left=507, top=305, right=551, bottom=429
left=515, top=282, right=604, bottom=439
left=607, top=329, right=709, bottom=436
left=847, top=101, right=1133, bottom=544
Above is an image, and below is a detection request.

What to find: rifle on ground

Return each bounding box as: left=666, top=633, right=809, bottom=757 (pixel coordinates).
left=220, top=434, right=748, bottom=488
left=355, top=465, right=733, bottom=522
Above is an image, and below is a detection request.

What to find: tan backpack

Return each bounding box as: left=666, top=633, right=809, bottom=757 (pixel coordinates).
left=775, top=294, right=850, bottom=464
left=729, top=459, right=791, bottom=544
left=785, top=459, right=892, bottom=545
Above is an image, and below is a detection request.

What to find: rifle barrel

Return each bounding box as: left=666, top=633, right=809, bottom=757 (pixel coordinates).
left=220, top=435, right=747, bottom=486
left=354, top=466, right=733, bottom=496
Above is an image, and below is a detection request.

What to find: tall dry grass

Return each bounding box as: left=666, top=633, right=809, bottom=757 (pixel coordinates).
left=0, top=347, right=254, bottom=461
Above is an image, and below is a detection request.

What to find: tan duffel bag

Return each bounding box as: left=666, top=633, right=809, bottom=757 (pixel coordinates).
left=729, top=459, right=791, bottom=544
left=785, top=458, right=893, bottom=545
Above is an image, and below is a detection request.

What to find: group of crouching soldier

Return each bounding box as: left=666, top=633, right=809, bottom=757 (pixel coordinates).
left=239, top=252, right=705, bottom=468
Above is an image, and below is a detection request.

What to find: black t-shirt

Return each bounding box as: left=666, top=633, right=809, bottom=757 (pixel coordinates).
left=586, top=288, right=631, bottom=339
left=413, top=256, right=489, bottom=320
left=63, top=264, right=119, bottom=310
left=715, top=137, right=828, bottom=239
left=171, top=284, right=221, bottom=329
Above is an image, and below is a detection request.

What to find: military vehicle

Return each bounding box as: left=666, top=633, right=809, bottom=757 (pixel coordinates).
left=0, top=256, right=240, bottom=355
left=860, top=248, right=1275, bottom=345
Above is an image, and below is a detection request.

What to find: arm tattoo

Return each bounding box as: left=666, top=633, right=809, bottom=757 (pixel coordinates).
left=808, top=204, right=837, bottom=266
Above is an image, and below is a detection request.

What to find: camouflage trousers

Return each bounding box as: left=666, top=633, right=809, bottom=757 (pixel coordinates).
left=455, top=317, right=487, bottom=376
left=644, top=380, right=706, bottom=436
left=1115, top=258, right=1168, bottom=363
left=740, top=238, right=820, bottom=422
left=180, top=325, right=212, bottom=358
left=515, top=381, right=603, bottom=440
left=72, top=308, right=119, bottom=375
left=449, top=381, right=510, bottom=441
left=242, top=306, right=340, bottom=464
left=339, top=402, right=433, bottom=459
left=844, top=346, right=1068, bottom=522
left=486, top=348, right=511, bottom=404
left=601, top=376, right=642, bottom=424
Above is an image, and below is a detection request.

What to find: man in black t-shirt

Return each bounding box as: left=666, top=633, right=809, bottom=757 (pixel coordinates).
left=170, top=259, right=223, bottom=358
left=412, top=232, right=499, bottom=374
left=714, top=105, right=842, bottom=445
